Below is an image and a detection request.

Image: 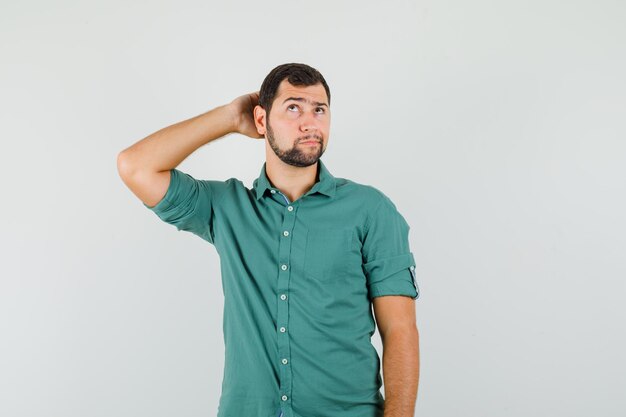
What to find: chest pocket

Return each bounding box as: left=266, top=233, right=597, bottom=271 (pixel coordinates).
left=303, top=227, right=352, bottom=282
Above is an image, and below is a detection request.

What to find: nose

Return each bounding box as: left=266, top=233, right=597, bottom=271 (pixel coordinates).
left=299, top=112, right=319, bottom=133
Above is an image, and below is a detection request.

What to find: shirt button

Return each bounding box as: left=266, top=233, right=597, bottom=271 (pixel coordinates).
left=271, top=190, right=276, bottom=194
left=287, top=206, right=293, bottom=211
left=279, top=326, right=286, bottom=332
left=280, top=294, right=287, bottom=300
left=281, top=395, right=288, bottom=401
left=282, top=358, right=288, bottom=364
left=281, top=264, right=288, bottom=271
left=283, top=231, right=289, bottom=237
left=410, top=265, right=415, bottom=270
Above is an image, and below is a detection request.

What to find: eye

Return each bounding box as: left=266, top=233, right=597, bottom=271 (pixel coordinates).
left=287, top=104, right=326, bottom=114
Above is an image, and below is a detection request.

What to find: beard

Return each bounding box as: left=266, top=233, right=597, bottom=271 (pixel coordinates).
left=266, top=121, right=325, bottom=168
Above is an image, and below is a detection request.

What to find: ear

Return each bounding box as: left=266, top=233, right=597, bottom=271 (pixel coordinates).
left=254, top=105, right=267, bottom=135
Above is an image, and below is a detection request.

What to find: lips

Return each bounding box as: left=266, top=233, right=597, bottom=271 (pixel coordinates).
left=300, top=140, right=320, bottom=145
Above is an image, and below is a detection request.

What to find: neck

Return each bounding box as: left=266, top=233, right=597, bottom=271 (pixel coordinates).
left=265, top=156, right=319, bottom=204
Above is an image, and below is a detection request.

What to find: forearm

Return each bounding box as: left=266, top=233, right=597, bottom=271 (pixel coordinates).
left=118, top=103, right=237, bottom=174
left=381, top=326, right=420, bottom=417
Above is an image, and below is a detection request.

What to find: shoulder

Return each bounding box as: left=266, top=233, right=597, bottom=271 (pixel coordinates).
left=201, top=176, right=241, bottom=189
left=337, top=177, right=408, bottom=234
left=337, top=176, right=396, bottom=210
left=194, top=176, right=244, bottom=203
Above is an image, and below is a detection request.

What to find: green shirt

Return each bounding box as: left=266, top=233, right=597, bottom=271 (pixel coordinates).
left=144, top=158, right=419, bottom=417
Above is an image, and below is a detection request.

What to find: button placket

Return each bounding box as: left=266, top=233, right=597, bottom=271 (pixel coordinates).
left=276, top=190, right=291, bottom=205
left=276, top=199, right=297, bottom=416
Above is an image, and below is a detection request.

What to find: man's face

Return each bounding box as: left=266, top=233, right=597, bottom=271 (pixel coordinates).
left=263, top=80, right=331, bottom=168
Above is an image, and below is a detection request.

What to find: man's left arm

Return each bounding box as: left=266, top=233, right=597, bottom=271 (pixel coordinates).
left=373, top=295, right=420, bottom=417
left=360, top=194, right=421, bottom=415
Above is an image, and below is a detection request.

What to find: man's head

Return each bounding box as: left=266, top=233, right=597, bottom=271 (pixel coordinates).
left=254, top=63, right=331, bottom=168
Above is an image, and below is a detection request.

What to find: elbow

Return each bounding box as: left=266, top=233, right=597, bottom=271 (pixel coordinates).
left=117, top=151, right=136, bottom=180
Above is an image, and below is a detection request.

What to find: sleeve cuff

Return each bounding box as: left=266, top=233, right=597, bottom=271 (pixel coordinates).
left=368, top=268, right=419, bottom=299
left=143, top=169, right=178, bottom=213
left=365, top=252, right=419, bottom=300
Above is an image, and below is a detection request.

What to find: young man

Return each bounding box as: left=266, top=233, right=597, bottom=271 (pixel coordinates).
left=117, top=63, right=420, bottom=417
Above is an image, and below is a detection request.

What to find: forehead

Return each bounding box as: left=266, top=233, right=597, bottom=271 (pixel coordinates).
left=274, top=79, right=328, bottom=106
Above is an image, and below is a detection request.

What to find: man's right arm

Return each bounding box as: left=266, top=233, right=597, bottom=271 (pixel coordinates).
left=117, top=92, right=263, bottom=243
left=116, top=102, right=240, bottom=208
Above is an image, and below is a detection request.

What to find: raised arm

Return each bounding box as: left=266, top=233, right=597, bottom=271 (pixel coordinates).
left=116, top=92, right=263, bottom=207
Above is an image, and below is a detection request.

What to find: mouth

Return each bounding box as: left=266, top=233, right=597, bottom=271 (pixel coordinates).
left=300, top=140, right=321, bottom=145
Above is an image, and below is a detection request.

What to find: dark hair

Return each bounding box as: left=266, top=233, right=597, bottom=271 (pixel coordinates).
left=259, top=63, right=331, bottom=117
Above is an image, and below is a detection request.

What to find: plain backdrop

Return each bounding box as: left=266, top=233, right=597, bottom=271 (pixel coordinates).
left=1, top=1, right=625, bottom=416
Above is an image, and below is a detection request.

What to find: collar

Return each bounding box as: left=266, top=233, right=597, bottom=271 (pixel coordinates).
left=253, top=158, right=337, bottom=201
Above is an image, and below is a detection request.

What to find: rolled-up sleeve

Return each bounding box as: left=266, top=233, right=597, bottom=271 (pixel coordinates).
left=361, top=196, right=419, bottom=300
left=143, top=168, right=227, bottom=244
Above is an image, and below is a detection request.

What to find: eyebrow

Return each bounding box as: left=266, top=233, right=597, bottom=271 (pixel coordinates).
left=282, top=97, right=328, bottom=107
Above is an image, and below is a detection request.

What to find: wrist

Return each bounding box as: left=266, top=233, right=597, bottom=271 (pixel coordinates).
left=221, top=103, right=240, bottom=135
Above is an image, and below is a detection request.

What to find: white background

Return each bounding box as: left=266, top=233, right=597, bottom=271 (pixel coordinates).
left=1, top=0, right=625, bottom=416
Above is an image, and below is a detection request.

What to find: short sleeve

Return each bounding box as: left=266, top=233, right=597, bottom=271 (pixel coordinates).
left=143, top=168, right=228, bottom=244
left=361, top=196, right=419, bottom=300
